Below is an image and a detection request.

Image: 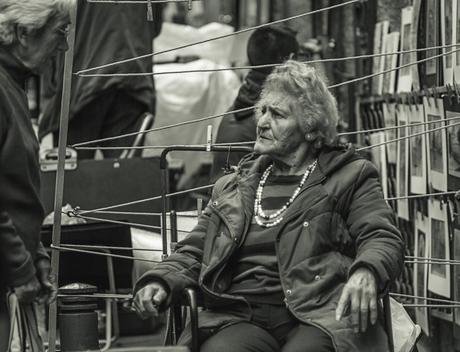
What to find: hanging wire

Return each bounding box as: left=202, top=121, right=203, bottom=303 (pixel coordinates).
left=51, top=244, right=162, bottom=263
left=71, top=106, right=253, bottom=148
left=385, top=190, right=458, bottom=202
left=77, top=183, right=213, bottom=215
left=405, top=256, right=460, bottom=265
left=357, top=119, right=460, bottom=151
left=76, top=0, right=361, bottom=75
left=390, top=293, right=460, bottom=306
left=402, top=304, right=460, bottom=308
left=329, top=47, right=460, bottom=89
left=76, top=43, right=460, bottom=77
left=73, top=114, right=460, bottom=151
left=72, top=213, right=192, bottom=233
left=73, top=118, right=460, bottom=216
left=60, top=244, right=163, bottom=252
left=58, top=293, right=133, bottom=299
left=71, top=47, right=458, bottom=148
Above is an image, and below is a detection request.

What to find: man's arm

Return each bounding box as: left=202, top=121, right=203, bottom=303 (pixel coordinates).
left=0, top=211, right=36, bottom=287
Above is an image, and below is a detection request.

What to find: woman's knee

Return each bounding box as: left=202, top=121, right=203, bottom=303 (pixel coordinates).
left=200, top=322, right=280, bottom=352
left=282, top=324, right=335, bottom=352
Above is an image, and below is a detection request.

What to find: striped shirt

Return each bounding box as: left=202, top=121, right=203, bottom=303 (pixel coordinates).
left=228, top=174, right=303, bottom=305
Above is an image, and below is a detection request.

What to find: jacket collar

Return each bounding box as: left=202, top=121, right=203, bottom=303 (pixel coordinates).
left=0, top=46, right=32, bottom=89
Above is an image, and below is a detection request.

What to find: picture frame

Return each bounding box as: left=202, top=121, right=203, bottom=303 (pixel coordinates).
left=424, top=97, right=448, bottom=192
left=398, top=6, right=414, bottom=92
left=383, top=103, right=398, bottom=165
left=373, top=21, right=390, bottom=95
left=381, top=31, right=400, bottom=95
left=441, top=0, right=455, bottom=85
left=396, top=104, right=410, bottom=220
left=409, top=103, right=428, bottom=195
left=427, top=199, right=451, bottom=298
left=443, top=96, right=460, bottom=191
left=414, top=210, right=430, bottom=336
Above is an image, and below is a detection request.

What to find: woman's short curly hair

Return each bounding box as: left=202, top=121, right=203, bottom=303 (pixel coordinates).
left=259, top=60, right=339, bottom=150
left=0, top=0, right=74, bottom=45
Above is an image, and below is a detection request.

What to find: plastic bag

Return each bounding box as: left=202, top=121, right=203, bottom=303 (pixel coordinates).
left=390, top=297, right=421, bottom=352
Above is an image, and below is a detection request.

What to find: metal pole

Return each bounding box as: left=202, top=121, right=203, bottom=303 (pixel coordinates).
left=48, top=3, right=78, bottom=351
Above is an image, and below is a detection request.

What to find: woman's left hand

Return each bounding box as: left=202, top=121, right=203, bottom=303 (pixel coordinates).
left=335, top=267, right=377, bottom=333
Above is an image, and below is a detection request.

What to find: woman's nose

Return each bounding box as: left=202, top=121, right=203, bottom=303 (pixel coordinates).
left=257, top=111, right=270, bottom=128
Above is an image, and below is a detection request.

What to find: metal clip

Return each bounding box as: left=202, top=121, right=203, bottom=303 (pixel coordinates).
left=206, top=125, right=212, bottom=152
left=188, top=0, right=193, bottom=10
left=146, top=0, right=153, bottom=21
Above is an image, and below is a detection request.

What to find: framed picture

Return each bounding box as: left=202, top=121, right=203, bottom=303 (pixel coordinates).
left=454, top=0, right=460, bottom=81
left=383, top=103, right=397, bottom=165
left=428, top=199, right=451, bottom=298
left=409, top=103, right=428, bottom=195
left=424, top=97, right=448, bottom=192
left=443, top=96, right=460, bottom=190
left=441, top=0, right=455, bottom=85
left=398, top=6, right=414, bottom=92
left=454, top=226, right=460, bottom=327
left=411, top=0, right=422, bottom=91
left=397, top=105, right=410, bottom=220
left=381, top=32, right=400, bottom=95
left=414, top=211, right=430, bottom=336
left=373, top=21, right=390, bottom=95
left=423, top=0, right=440, bottom=87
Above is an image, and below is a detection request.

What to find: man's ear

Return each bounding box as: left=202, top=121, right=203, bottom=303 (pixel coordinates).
left=15, top=24, right=29, bottom=47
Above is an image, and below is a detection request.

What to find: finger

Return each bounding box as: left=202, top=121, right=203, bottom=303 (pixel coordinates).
left=350, top=290, right=360, bottom=333
left=360, top=290, right=369, bottom=333
left=369, top=294, right=378, bottom=325
left=152, top=287, right=167, bottom=306
left=336, top=287, right=350, bottom=321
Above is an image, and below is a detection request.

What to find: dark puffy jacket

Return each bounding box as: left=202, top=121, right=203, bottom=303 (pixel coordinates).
left=136, top=144, right=405, bottom=351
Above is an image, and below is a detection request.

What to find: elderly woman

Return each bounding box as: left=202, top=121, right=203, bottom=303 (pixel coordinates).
left=0, top=0, right=73, bottom=348
left=134, top=61, right=404, bottom=352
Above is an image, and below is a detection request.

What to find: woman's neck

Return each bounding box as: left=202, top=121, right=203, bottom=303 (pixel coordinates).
left=271, top=152, right=317, bottom=176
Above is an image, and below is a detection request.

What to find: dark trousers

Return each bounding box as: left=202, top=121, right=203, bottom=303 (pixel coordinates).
left=200, top=303, right=334, bottom=352
left=0, top=298, right=10, bottom=352
left=54, top=90, right=148, bottom=159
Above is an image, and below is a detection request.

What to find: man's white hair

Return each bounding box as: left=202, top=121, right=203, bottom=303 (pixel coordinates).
left=0, top=0, right=75, bottom=45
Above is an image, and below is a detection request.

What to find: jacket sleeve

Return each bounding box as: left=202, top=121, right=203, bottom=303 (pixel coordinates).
left=0, top=211, right=36, bottom=287
left=345, top=160, right=405, bottom=293
left=134, top=204, right=211, bottom=304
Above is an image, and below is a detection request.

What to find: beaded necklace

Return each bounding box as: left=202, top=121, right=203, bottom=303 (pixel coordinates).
left=254, top=160, right=318, bottom=228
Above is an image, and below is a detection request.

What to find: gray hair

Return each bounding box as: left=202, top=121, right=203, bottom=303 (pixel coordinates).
left=258, top=60, right=339, bottom=150
left=0, top=0, right=75, bottom=45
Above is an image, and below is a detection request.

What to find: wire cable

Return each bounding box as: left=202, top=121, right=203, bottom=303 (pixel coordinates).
left=77, top=183, right=213, bottom=214
left=73, top=114, right=460, bottom=151
left=51, top=244, right=161, bottom=263
left=60, top=244, right=163, bottom=252
left=77, top=43, right=460, bottom=77
left=76, top=0, right=361, bottom=75
left=357, top=120, right=460, bottom=151
left=71, top=47, right=458, bottom=148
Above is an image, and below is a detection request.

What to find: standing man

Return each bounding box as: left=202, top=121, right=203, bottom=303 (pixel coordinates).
left=0, top=0, right=73, bottom=348
left=39, top=0, right=163, bottom=159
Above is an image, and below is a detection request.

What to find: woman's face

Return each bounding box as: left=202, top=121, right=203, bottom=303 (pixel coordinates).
left=18, top=15, right=70, bottom=73
left=254, top=89, right=307, bottom=158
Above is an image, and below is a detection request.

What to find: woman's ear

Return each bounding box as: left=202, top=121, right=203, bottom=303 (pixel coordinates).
left=15, top=24, right=29, bottom=47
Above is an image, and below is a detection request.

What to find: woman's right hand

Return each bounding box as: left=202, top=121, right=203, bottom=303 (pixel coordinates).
left=132, top=281, right=168, bottom=319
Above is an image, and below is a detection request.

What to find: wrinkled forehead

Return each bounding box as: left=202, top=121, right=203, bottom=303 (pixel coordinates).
left=258, top=87, right=296, bottom=111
